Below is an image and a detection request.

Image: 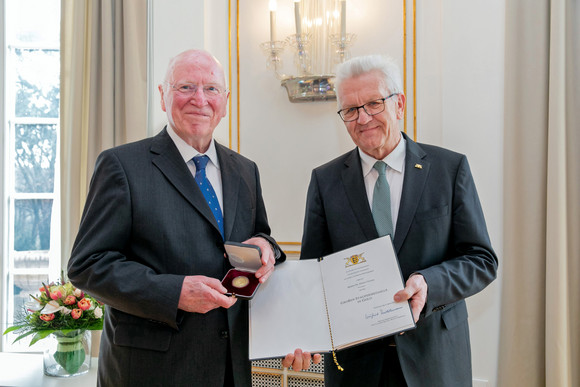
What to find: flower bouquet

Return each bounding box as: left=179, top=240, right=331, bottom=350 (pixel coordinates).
left=3, top=278, right=104, bottom=377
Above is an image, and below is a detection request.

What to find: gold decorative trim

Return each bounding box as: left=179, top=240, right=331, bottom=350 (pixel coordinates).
left=227, top=0, right=241, bottom=152
left=403, top=0, right=417, bottom=141
left=403, top=0, right=407, bottom=135
left=279, top=241, right=301, bottom=255
left=236, top=0, right=241, bottom=153
left=413, top=0, right=417, bottom=141
left=228, top=0, right=232, bottom=149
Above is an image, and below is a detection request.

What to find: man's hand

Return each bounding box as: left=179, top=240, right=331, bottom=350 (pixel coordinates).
left=394, top=274, right=428, bottom=323
left=178, top=275, right=237, bottom=313
left=281, top=349, right=322, bottom=371
left=243, top=237, right=276, bottom=283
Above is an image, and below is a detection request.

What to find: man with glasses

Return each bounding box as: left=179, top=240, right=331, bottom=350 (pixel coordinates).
left=68, top=49, right=312, bottom=386
left=288, top=55, right=498, bottom=386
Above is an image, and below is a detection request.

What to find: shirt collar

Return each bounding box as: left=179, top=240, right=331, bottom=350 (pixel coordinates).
left=359, top=133, right=406, bottom=177
left=166, top=126, right=220, bottom=169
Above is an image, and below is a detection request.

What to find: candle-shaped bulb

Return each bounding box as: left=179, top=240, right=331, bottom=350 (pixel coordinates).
left=269, top=0, right=277, bottom=42
left=294, top=0, right=302, bottom=36
left=340, top=0, right=346, bottom=40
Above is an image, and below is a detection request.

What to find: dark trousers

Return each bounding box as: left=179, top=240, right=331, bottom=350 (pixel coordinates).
left=378, top=346, right=407, bottom=386
left=224, top=345, right=235, bottom=387
left=325, top=339, right=407, bottom=387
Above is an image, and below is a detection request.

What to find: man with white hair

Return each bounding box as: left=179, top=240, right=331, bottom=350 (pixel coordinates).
left=68, top=49, right=296, bottom=386
left=294, top=54, right=498, bottom=386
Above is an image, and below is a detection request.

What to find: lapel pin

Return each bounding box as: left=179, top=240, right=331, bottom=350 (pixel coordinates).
left=414, top=164, right=423, bottom=169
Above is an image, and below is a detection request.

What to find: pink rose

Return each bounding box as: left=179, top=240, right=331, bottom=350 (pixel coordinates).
left=64, top=295, right=77, bottom=305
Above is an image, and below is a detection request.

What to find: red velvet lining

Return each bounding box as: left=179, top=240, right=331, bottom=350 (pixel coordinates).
left=222, top=269, right=260, bottom=299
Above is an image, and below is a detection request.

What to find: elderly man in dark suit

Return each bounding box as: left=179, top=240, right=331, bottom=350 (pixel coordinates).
left=68, top=49, right=297, bottom=386
left=288, top=55, right=498, bottom=386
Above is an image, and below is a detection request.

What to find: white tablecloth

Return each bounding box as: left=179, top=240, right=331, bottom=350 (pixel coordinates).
left=0, top=353, right=98, bottom=387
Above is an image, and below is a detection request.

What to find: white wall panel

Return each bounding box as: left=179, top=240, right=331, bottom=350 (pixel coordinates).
left=236, top=0, right=405, bottom=244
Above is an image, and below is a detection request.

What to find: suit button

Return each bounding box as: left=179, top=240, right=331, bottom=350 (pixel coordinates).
left=220, top=330, right=229, bottom=339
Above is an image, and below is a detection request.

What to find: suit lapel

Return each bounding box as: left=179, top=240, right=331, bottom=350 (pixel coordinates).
left=341, top=149, right=379, bottom=241
left=393, top=133, right=429, bottom=253
left=216, top=143, right=239, bottom=240
left=150, top=129, right=221, bottom=235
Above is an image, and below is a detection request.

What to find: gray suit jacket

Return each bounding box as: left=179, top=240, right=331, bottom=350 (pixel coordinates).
left=68, top=128, right=284, bottom=387
left=301, top=132, right=497, bottom=387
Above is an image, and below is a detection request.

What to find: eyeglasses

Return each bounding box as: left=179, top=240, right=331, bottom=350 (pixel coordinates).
left=168, top=82, right=227, bottom=98
left=337, top=93, right=399, bottom=122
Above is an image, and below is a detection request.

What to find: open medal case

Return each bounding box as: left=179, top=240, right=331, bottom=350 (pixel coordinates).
left=222, top=241, right=262, bottom=299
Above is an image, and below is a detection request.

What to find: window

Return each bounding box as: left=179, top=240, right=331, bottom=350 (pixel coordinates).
left=1, top=0, right=61, bottom=351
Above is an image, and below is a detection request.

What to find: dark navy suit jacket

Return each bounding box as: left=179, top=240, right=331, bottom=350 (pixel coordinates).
left=68, top=128, right=284, bottom=386
left=301, top=132, right=497, bottom=387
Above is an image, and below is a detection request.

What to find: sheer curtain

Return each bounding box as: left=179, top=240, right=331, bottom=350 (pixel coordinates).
left=60, top=0, right=148, bottom=269
left=499, top=0, right=580, bottom=386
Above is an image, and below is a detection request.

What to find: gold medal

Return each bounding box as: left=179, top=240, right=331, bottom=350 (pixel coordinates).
left=232, top=276, right=250, bottom=288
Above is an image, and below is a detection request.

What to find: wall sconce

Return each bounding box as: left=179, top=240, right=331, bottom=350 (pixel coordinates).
left=260, top=0, right=356, bottom=102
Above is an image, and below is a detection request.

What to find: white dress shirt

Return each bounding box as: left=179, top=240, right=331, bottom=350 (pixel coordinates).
left=359, top=137, right=406, bottom=234
left=166, top=126, right=224, bottom=215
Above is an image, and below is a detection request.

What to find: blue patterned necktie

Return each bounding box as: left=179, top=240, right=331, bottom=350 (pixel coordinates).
left=372, top=161, right=394, bottom=237
left=192, top=155, right=224, bottom=239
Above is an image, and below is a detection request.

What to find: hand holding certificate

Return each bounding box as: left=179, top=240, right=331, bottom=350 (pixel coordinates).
left=249, top=236, right=415, bottom=362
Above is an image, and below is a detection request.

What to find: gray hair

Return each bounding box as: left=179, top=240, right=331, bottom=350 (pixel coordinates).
left=335, top=55, right=403, bottom=107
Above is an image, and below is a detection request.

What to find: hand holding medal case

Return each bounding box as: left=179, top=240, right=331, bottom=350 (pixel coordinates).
left=222, top=241, right=262, bottom=299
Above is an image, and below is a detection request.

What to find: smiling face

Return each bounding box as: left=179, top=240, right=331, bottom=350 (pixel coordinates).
left=158, top=50, right=230, bottom=152
left=338, top=70, right=406, bottom=160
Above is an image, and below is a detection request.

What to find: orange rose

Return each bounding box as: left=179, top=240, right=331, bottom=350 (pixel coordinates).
left=77, top=298, right=91, bottom=311
left=40, top=313, right=55, bottom=321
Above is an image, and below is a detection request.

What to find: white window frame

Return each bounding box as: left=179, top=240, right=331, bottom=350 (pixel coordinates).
left=1, top=0, right=61, bottom=352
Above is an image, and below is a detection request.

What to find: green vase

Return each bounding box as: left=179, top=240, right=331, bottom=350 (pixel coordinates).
left=43, top=329, right=92, bottom=377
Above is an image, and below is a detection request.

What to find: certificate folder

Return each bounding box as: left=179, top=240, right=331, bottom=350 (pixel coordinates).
left=249, top=235, right=416, bottom=360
